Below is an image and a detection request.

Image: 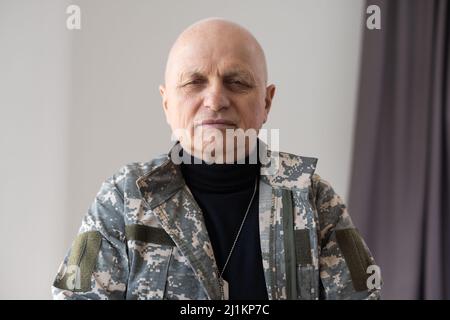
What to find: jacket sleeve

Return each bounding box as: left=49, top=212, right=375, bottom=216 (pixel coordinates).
left=52, top=169, right=129, bottom=300
left=311, top=174, right=381, bottom=300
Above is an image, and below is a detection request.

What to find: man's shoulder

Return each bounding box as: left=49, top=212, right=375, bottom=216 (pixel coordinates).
left=105, top=153, right=170, bottom=190
left=277, top=150, right=318, bottom=170
left=262, top=149, right=318, bottom=188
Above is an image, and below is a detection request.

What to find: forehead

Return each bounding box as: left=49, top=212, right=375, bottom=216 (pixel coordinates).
left=179, top=64, right=256, bottom=81
left=168, top=38, right=263, bottom=83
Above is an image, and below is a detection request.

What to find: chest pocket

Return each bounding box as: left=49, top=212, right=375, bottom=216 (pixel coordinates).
left=125, top=224, right=175, bottom=300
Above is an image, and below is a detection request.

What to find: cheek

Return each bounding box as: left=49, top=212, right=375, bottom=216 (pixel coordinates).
left=170, top=93, right=201, bottom=127
left=236, top=95, right=266, bottom=127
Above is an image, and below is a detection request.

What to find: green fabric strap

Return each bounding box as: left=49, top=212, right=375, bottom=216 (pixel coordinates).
left=125, top=224, right=175, bottom=247
left=54, top=230, right=102, bottom=292
left=336, top=228, right=372, bottom=292
left=281, top=188, right=297, bottom=300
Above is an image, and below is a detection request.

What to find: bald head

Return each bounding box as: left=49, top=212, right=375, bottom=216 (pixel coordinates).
left=159, top=18, right=276, bottom=160
left=164, top=18, right=268, bottom=86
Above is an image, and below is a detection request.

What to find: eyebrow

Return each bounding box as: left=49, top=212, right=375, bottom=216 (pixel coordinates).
left=223, top=70, right=256, bottom=83
left=178, top=70, right=205, bottom=83
left=178, top=67, right=256, bottom=84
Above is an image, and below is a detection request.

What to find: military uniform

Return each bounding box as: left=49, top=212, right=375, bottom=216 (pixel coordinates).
left=52, top=141, right=381, bottom=300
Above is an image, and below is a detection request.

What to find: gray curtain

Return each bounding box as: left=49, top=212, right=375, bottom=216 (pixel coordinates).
left=349, top=0, right=450, bottom=299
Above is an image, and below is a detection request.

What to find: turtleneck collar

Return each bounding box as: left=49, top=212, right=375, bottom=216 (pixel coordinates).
left=179, top=145, right=260, bottom=193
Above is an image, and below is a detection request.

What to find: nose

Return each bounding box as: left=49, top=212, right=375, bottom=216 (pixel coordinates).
left=203, top=81, right=230, bottom=112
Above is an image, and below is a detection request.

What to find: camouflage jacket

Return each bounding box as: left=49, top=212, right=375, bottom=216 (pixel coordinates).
left=52, top=142, right=381, bottom=300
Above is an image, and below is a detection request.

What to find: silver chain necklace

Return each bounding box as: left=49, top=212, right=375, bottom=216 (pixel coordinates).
left=219, top=175, right=259, bottom=300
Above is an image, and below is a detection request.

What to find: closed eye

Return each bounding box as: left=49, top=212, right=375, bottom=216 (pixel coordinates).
left=225, top=79, right=253, bottom=89
left=179, top=76, right=208, bottom=87
left=185, top=79, right=206, bottom=85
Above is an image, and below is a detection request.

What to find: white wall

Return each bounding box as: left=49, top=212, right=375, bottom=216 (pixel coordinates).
left=0, top=0, right=364, bottom=299
left=0, top=0, right=71, bottom=299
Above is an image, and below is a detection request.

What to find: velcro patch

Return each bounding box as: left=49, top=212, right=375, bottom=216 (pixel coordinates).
left=336, top=228, right=372, bottom=292
left=54, top=231, right=102, bottom=292
left=295, top=229, right=312, bottom=265
left=125, top=224, right=175, bottom=247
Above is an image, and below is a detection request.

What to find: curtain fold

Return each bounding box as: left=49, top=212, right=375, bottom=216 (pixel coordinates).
left=349, top=0, right=450, bottom=299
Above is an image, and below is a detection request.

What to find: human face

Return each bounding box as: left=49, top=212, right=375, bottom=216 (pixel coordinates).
left=160, top=21, right=275, bottom=160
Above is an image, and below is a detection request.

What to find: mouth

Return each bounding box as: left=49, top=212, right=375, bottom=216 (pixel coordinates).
left=196, top=119, right=236, bottom=129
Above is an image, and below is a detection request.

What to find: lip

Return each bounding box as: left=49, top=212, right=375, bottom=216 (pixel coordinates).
left=197, top=119, right=236, bottom=128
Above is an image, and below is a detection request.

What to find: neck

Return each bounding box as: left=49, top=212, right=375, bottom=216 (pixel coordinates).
left=179, top=147, right=260, bottom=193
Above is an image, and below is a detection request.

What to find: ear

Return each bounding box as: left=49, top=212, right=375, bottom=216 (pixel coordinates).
left=159, top=84, right=170, bottom=125
left=159, top=84, right=168, bottom=111
left=263, top=84, right=276, bottom=123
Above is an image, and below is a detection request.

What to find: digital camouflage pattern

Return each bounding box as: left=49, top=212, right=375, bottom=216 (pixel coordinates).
left=52, top=141, right=381, bottom=300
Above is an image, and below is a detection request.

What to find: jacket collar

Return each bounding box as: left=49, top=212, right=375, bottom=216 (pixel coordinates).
left=136, top=140, right=318, bottom=208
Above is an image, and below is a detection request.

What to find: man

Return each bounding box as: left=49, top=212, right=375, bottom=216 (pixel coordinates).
left=52, top=18, right=381, bottom=300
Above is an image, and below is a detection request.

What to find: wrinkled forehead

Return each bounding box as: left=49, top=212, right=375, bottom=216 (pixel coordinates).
left=165, top=34, right=266, bottom=86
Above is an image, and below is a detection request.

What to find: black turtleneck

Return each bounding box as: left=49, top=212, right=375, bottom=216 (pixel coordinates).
left=180, top=149, right=268, bottom=300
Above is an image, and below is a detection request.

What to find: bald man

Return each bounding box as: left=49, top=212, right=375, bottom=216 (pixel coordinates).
left=52, top=18, right=381, bottom=300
